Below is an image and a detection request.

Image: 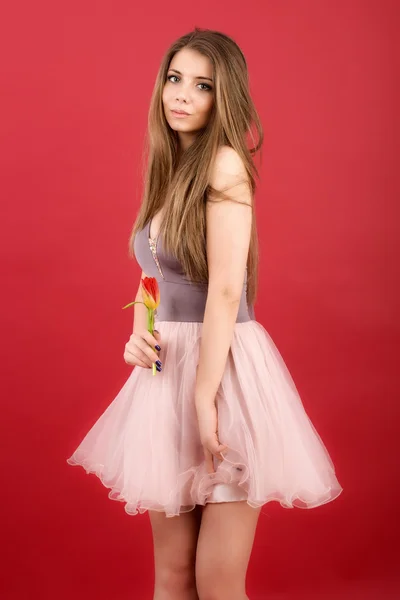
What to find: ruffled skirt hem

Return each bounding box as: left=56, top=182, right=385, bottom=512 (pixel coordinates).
left=67, top=320, right=343, bottom=518
left=66, top=456, right=343, bottom=518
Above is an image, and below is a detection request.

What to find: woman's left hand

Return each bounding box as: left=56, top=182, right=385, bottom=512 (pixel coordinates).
left=195, top=401, right=228, bottom=474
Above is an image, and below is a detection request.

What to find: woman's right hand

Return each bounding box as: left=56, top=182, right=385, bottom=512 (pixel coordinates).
left=123, top=328, right=162, bottom=369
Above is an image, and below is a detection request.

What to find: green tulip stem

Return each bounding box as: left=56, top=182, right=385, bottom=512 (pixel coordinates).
left=147, top=307, right=157, bottom=376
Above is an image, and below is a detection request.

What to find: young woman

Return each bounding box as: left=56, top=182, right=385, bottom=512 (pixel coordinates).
left=67, top=28, right=343, bottom=600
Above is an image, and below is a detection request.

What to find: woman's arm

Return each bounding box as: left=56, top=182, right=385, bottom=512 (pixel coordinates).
left=194, top=147, right=253, bottom=408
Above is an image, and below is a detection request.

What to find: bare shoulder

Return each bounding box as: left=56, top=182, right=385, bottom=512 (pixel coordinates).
left=205, top=146, right=252, bottom=295
left=208, top=145, right=252, bottom=206
left=209, top=146, right=250, bottom=190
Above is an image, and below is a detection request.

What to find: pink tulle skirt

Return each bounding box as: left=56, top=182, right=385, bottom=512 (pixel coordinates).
left=67, top=319, right=343, bottom=517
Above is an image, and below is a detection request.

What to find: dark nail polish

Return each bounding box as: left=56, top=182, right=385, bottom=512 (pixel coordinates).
left=155, top=345, right=161, bottom=351
left=156, top=360, right=162, bottom=367
left=156, top=365, right=162, bottom=372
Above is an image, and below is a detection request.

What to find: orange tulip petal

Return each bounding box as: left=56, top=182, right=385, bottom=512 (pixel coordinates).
left=141, top=277, right=160, bottom=310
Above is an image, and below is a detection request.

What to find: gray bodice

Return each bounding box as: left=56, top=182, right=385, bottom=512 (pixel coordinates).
left=133, top=219, right=255, bottom=323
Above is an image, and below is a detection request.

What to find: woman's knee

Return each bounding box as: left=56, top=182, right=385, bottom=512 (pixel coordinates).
left=197, top=584, right=246, bottom=600
left=156, top=561, right=197, bottom=595
left=196, top=564, right=246, bottom=600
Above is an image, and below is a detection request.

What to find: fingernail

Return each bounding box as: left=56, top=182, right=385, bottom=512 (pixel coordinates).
left=155, top=345, right=161, bottom=351
left=156, top=360, right=162, bottom=367
left=156, top=365, right=162, bottom=372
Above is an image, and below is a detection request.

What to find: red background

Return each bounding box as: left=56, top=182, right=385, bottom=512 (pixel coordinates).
left=1, top=1, right=398, bottom=598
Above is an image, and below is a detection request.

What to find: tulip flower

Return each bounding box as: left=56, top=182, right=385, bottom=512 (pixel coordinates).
left=140, top=277, right=160, bottom=311
left=123, top=277, right=160, bottom=376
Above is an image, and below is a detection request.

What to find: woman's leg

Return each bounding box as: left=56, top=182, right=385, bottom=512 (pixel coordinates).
left=149, top=505, right=203, bottom=600
left=195, top=501, right=261, bottom=600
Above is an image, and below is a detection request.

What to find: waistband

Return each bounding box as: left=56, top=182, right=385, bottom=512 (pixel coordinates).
left=153, top=280, right=254, bottom=323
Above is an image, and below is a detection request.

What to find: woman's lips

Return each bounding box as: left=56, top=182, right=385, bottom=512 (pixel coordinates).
left=171, top=110, right=190, bottom=118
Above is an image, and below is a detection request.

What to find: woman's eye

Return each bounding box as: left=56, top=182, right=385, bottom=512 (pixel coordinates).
left=167, top=75, right=212, bottom=91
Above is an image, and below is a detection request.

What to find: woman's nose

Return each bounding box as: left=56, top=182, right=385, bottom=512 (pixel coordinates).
left=175, top=85, right=191, bottom=103
left=176, top=93, right=188, bottom=103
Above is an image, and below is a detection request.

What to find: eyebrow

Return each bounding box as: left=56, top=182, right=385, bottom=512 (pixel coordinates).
left=168, top=68, right=213, bottom=82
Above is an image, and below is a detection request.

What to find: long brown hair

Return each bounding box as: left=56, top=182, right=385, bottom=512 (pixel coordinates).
left=128, top=28, right=264, bottom=306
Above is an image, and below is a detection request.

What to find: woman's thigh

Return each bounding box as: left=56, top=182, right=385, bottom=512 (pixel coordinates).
left=148, top=506, right=203, bottom=597
left=195, top=501, right=261, bottom=600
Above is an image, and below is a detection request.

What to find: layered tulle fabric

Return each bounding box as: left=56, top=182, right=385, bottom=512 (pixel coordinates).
left=67, top=320, right=343, bottom=517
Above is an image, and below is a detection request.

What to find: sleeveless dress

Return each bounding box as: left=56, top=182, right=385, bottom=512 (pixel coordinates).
left=67, top=217, right=343, bottom=517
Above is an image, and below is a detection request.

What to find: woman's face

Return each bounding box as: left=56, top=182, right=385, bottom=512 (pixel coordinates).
left=162, top=48, right=215, bottom=149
